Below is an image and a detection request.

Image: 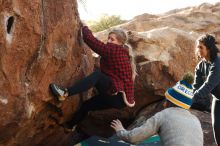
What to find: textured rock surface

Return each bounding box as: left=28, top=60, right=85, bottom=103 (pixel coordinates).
left=121, top=2, right=220, bottom=35
left=129, top=28, right=199, bottom=96
left=0, top=1, right=94, bottom=146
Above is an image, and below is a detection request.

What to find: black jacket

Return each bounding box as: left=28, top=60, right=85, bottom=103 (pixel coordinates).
left=193, top=56, right=220, bottom=99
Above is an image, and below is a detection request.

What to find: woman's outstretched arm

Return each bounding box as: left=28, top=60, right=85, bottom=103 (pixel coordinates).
left=82, top=26, right=111, bottom=57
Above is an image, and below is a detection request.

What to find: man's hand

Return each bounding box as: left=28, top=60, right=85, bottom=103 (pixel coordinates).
left=111, top=119, right=125, bottom=132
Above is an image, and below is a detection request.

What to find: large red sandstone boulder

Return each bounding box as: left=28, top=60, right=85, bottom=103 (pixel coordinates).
left=129, top=27, right=199, bottom=95
left=0, top=1, right=94, bottom=146
left=95, top=2, right=220, bottom=41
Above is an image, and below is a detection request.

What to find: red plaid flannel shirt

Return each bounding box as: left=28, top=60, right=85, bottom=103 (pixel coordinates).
left=82, top=26, right=135, bottom=106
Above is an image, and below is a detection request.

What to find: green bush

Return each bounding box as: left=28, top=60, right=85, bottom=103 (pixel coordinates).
left=88, top=14, right=125, bottom=32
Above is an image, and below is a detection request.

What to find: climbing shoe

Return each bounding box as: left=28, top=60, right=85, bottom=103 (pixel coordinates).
left=49, top=83, right=68, bottom=101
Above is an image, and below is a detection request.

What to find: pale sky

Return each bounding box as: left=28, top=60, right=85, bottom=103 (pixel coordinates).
left=77, top=0, right=220, bottom=20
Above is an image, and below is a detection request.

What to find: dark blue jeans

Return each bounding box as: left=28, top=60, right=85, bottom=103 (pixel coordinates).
left=67, top=70, right=112, bottom=96
left=65, top=70, right=126, bottom=127
left=65, top=92, right=125, bottom=127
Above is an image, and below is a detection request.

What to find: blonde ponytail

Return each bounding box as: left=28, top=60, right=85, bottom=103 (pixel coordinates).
left=124, top=44, right=137, bottom=81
